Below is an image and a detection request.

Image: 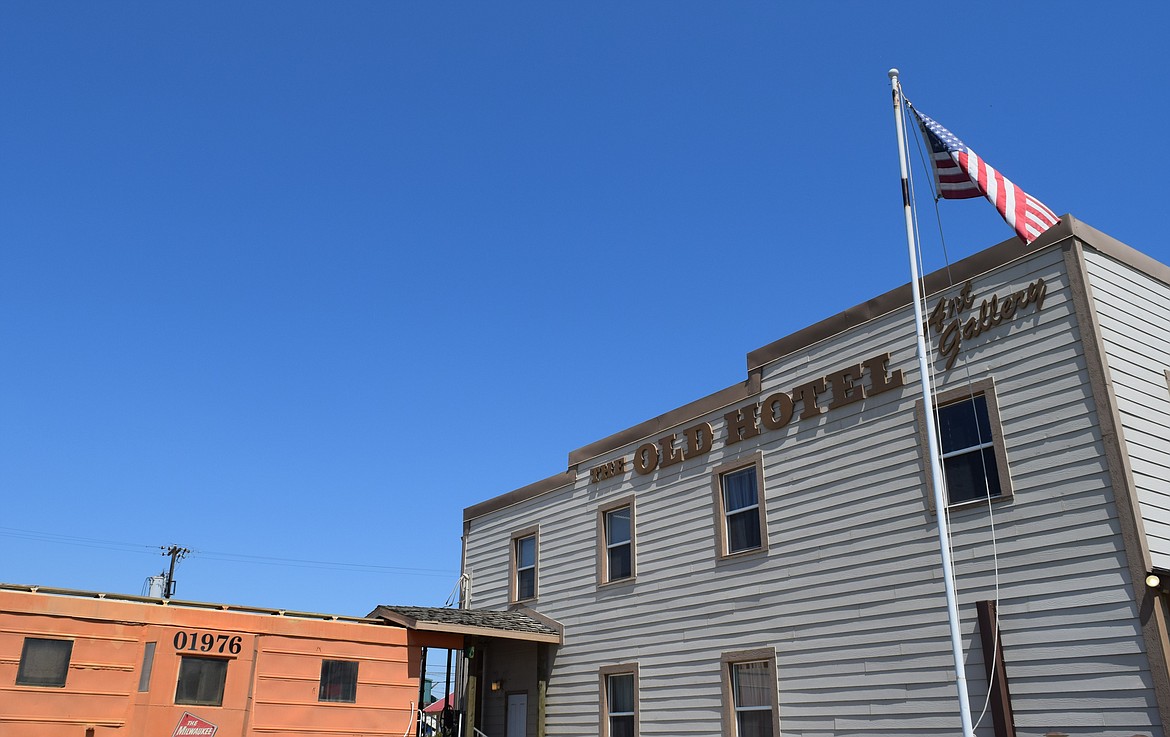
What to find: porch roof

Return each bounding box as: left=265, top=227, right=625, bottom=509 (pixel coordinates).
left=368, top=605, right=563, bottom=644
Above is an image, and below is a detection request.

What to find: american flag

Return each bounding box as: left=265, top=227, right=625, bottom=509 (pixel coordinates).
left=912, top=106, right=1059, bottom=244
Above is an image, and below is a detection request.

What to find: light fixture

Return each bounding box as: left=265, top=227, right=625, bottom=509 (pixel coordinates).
left=490, top=680, right=504, bottom=692
left=1147, top=574, right=1162, bottom=589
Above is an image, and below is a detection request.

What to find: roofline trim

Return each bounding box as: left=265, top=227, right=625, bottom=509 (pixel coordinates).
left=463, top=215, right=1165, bottom=522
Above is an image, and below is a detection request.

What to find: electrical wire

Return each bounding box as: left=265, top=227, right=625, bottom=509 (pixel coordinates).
left=0, top=524, right=457, bottom=578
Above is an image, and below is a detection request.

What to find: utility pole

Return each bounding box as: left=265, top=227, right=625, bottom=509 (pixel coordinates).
left=162, top=545, right=191, bottom=600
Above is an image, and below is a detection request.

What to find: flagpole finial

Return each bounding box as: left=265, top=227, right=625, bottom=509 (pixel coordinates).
left=888, top=68, right=899, bottom=79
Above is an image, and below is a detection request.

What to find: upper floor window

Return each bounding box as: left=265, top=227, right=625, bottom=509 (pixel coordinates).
left=319, top=659, right=359, bottom=702
left=16, top=637, right=73, bottom=687
left=600, top=665, right=638, bottom=737
left=512, top=528, right=538, bottom=601
left=937, top=394, right=1000, bottom=504
left=599, top=498, right=635, bottom=584
left=713, top=454, right=768, bottom=558
left=918, top=379, right=1012, bottom=508
left=721, top=648, right=779, bottom=737
left=175, top=656, right=228, bottom=706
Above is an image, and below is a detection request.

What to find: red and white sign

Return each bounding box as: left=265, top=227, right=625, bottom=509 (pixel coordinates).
left=171, top=712, right=218, bottom=737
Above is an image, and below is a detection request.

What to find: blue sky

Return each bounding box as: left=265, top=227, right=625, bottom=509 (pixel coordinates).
left=1, top=2, right=1166, bottom=618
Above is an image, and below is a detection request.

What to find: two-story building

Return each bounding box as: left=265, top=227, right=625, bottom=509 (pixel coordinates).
left=459, top=216, right=1170, bottom=737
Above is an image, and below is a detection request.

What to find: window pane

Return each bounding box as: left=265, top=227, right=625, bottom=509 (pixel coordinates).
left=944, top=446, right=1001, bottom=504
left=319, top=659, right=359, bottom=702
left=732, top=661, right=775, bottom=737
left=736, top=710, right=775, bottom=737
left=732, top=661, right=772, bottom=707
left=517, top=536, right=536, bottom=568
left=727, top=508, right=761, bottom=553
left=610, top=715, right=635, bottom=737
left=138, top=642, right=157, bottom=692
left=517, top=568, right=536, bottom=600
left=175, top=656, right=228, bottom=706
left=608, top=543, right=632, bottom=580
left=723, top=468, right=758, bottom=512
left=17, top=638, right=73, bottom=687
left=606, top=507, right=631, bottom=545
left=937, top=395, right=991, bottom=453
left=608, top=673, right=634, bottom=713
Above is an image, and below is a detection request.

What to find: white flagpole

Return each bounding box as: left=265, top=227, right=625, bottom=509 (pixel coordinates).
left=888, top=68, right=976, bottom=737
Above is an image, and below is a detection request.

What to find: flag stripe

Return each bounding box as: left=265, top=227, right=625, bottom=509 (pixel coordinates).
left=912, top=107, right=1059, bottom=244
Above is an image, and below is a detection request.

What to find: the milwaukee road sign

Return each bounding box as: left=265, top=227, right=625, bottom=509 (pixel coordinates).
left=171, top=713, right=218, bottom=737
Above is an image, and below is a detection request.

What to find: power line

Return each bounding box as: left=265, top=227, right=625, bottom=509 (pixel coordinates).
left=0, top=526, right=158, bottom=554
left=0, top=525, right=457, bottom=578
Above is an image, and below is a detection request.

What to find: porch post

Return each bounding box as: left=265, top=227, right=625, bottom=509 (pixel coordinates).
left=463, top=641, right=479, bottom=737
left=536, top=643, right=549, bottom=737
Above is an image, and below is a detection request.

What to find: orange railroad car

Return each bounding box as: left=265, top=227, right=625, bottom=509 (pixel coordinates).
left=0, top=584, right=440, bottom=737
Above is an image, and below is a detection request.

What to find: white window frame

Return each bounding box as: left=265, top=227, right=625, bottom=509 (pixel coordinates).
left=712, top=453, right=768, bottom=559
left=599, top=663, right=639, bottom=737
left=720, top=647, right=780, bottom=737
left=916, top=377, right=1013, bottom=510
left=511, top=526, right=539, bottom=602
left=597, top=496, right=635, bottom=585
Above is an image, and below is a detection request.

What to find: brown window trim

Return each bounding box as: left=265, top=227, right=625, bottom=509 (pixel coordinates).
left=597, top=495, right=636, bottom=587
left=720, top=647, right=780, bottom=737
left=599, top=662, right=639, bottom=737
left=510, top=525, right=540, bottom=603
left=915, top=377, right=1013, bottom=512
left=712, top=452, right=769, bottom=560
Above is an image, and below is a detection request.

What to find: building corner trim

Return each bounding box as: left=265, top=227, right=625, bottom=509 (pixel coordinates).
left=1063, top=240, right=1170, bottom=735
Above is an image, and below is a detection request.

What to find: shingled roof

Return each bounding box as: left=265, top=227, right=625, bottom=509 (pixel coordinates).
left=368, top=605, right=562, bottom=644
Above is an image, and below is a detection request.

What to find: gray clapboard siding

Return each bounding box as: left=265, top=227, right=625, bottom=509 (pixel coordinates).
left=1083, top=248, right=1170, bottom=571
left=462, top=245, right=1163, bottom=736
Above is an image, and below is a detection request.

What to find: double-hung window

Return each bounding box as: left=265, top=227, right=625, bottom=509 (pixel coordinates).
left=731, top=661, right=775, bottom=737
left=721, top=648, right=779, bottom=737
left=919, top=379, right=1012, bottom=508
left=937, top=394, right=1000, bottom=504
left=599, top=498, right=635, bottom=584
left=512, top=529, right=538, bottom=601
left=713, top=454, right=768, bottom=558
left=600, top=665, right=638, bottom=737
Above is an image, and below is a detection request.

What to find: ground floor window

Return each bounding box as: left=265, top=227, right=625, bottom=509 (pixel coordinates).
left=175, top=656, right=228, bottom=706
left=600, top=664, right=638, bottom=737
left=721, top=648, right=779, bottom=737
left=16, top=637, right=73, bottom=687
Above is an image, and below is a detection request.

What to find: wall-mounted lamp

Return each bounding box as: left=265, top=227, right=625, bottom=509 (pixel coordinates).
left=1147, top=574, right=1162, bottom=589
left=490, top=680, right=504, bottom=692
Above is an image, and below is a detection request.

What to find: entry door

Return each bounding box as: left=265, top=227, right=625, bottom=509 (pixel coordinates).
left=506, top=692, right=527, bottom=737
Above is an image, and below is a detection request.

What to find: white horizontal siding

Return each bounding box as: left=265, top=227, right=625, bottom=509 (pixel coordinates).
left=1083, top=249, right=1170, bottom=571
left=463, top=247, right=1161, bottom=737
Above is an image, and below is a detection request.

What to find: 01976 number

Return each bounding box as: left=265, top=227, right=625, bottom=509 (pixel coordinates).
left=173, top=631, right=243, bottom=655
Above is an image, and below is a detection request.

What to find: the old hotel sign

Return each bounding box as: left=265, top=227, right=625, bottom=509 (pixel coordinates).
left=589, top=277, right=1048, bottom=484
